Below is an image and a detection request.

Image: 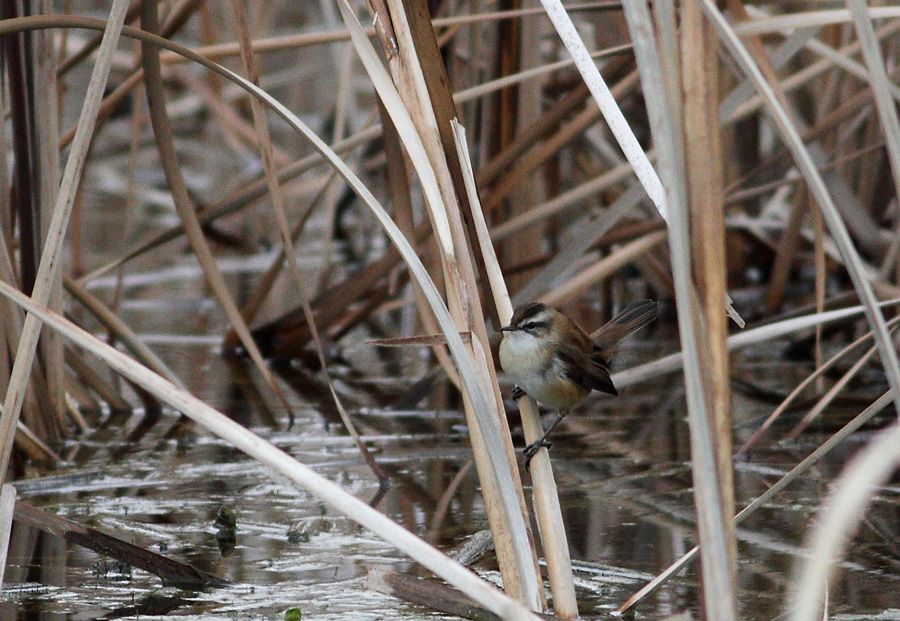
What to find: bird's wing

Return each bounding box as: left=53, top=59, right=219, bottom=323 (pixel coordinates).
left=557, top=344, right=618, bottom=396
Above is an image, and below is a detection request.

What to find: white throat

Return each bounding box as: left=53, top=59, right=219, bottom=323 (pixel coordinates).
left=499, top=331, right=543, bottom=387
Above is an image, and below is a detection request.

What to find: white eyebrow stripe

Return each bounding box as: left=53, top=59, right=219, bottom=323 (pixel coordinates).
left=519, top=310, right=552, bottom=326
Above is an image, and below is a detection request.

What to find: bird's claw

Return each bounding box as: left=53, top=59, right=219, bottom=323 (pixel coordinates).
left=511, top=385, right=525, bottom=401
left=523, top=438, right=552, bottom=470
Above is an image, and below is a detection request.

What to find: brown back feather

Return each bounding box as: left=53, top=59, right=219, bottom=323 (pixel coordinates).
left=558, top=344, right=617, bottom=396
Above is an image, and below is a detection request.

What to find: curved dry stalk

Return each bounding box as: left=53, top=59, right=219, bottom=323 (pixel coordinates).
left=0, top=0, right=131, bottom=483
left=0, top=280, right=539, bottom=621
left=87, top=34, right=607, bottom=282
left=27, top=8, right=548, bottom=608
left=788, top=419, right=900, bottom=621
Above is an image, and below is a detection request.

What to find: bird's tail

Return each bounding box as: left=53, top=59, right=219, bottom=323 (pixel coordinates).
left=591, top=300, right=659, bottom=360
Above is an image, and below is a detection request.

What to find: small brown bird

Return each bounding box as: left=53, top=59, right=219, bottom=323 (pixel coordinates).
left=499, top=300, right=658, bottom=466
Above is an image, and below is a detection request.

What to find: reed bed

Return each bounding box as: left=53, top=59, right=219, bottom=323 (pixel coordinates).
left=0, top=2, right=897, bottom=620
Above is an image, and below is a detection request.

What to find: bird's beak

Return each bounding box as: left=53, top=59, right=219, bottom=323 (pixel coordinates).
left=500, top=325, right=515, bottom=332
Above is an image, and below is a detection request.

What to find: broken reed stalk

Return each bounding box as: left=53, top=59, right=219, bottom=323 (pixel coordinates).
left=453, top=120, right=578, bottom=619
left=340, top=0, right=542, bottom=608
left=0, top=0, right=131, bottom=483
left=0, top=279, right=540, bottom=621
left=14, top=499, right=226, bottom=589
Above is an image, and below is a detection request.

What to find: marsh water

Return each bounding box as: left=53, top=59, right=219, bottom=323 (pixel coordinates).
left=1, top=246, right=898, bottom=620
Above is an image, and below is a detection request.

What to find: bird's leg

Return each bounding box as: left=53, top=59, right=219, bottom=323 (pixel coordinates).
left=524, top=410, right=568, bottom=469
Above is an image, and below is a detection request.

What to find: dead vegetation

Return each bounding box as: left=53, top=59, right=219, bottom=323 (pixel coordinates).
left=0, top=1, right=898, bottom=620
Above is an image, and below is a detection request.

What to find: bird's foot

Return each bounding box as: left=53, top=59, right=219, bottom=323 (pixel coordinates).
left=511, top=385, right=525, bottom=401
left=523, top=438, right=552, bottom=470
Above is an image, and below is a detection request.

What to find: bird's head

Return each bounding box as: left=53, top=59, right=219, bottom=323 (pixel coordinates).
left=500, top=302, right=559, bottom=341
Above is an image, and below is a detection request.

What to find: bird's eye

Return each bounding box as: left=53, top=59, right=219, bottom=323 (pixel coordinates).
left=523, top=322, right=538, bottom=330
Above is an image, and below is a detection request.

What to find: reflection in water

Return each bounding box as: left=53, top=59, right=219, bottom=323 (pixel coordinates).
left=3, top=259, right=897, bottom=620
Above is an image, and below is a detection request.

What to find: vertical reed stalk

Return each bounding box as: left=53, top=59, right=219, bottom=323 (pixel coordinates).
left=453, top=120, right=578, bottom=619
left=681, top=0, right=737, bottom=592
left=34, top=2, right=65, bottom=433
left=358, top=0, right=543, bottom=605
left=621, top=2, right=738, bottom=618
